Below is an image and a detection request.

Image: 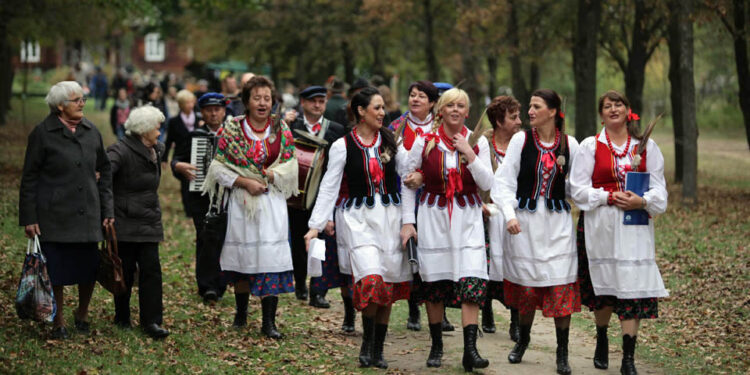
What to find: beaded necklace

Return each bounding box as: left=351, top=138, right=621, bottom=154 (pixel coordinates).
left=604, top=129, right=631, bottom=159
left=248, top=117, right=272, bottom=133
left=532, top=127, right=560, bottom=151
left=491, top=135, right=506, bottom=157
left=352, top=127, right=379, bottom=148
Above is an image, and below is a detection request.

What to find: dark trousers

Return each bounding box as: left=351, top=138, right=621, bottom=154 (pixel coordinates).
left=193, top=216, right=227, bottom=297
left=288, top=207, right=311, bottom=289
left=114, top=242, right=163, bottom=326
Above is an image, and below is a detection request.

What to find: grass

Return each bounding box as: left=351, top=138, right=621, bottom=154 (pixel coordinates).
left=0, top=98, right=748, bottom=374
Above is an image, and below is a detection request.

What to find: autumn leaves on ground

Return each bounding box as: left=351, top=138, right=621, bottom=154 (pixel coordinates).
left=0, top=99, right=747, bottom=374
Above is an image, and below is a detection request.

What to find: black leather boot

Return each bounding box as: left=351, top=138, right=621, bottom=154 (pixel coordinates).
left=260, top=296, right=282, bottom=339
left=406, top=298, right=421, bottom=331
left=509, top=308, right=520, bottom=342
left=482, top=301, right=496, bottom=333
left=359, top=315, right=375, bottom=367
left=508, top=324, right=531, bottom=363
left=442, top=306, right=455, bottom=332
left=555, top=327, right=571, bottom=375
left=233, top=292, right=249, bottom=328
left=621, top=334, right=638, bottom=375
left=341, top=296, right=355, bottom=333
left=462, top=324, right=489, bottom=372
left=372, top=323, right=389, bottom=369
left=594, top=325, right=609, bottom=369
left=426, top=323, right=443, bottom=367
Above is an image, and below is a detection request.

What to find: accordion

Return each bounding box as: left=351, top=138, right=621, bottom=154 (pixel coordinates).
left=188, top=134, right=218, bottom=193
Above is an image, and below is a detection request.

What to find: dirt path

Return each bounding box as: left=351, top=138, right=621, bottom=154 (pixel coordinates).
left=316, top=300, right=664, bottom=374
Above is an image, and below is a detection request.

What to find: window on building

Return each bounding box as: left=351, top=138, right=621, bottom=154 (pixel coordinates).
left=20, top=41, right=41, bottom=63
left=144, top=33, right=165, bottom=62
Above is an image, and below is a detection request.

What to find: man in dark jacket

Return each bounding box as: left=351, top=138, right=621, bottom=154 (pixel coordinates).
left=171, top=92, right=228, bottom=302
left=287, top=86, right=347, bottom=307
left=324, top=78, right=349, bottom=128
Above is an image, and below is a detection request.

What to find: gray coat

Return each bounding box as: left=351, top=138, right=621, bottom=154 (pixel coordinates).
left=107, top=135, right=164, bottom=242
left=19, top=114, right=114, bottom=242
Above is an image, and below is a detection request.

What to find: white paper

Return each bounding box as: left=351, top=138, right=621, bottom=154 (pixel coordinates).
left=307, top=238, right=326, bottom=277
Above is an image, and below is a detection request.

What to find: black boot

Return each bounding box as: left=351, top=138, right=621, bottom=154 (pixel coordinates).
left=509, top=308, right=520, bottom=342
left=233, top=292, right=249, bottom=328
left=621, top=334, right=638, bottom=375
left=482, top=301, right=496, bottom=333
left=556, top=327, right=571, bottom=375
left=594, top=325, right=609, bottom=369
left=406, top=298, right=421, bottom=331
left=441, top=306, right=455, bottom=332
left=426, top=323, right=443, bottom=367
left=260, top=296, right=282, bottom=339
left=359, top=316, right=375, bottom=367
left=341, top=296, right=355, bottom=333
left=462, top=324, right=489, bottom=372
left=372, top=323, right=389, bottom=369
left=508, top=324, right=531, bottom=363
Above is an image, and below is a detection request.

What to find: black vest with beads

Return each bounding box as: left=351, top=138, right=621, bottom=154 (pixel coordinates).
left=516, top=129, right=571, bottom=212
left=342, top=131, right=400, bottom=209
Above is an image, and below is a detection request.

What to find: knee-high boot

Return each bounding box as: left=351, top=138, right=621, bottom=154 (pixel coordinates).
left=556, top=327, right=571, bottom=375
left=407, top=298, right=421, bottom=331
left=233, top=292, right=249, bottom=328
left=341, top=296, right=355, bottom=333
left=509, top=308, right=520, bottom=342
left=426, top=323, right=443, bottom=367
left=441, top=305, right=454, bottom=331
left=359, top=315, right=375, bottom=367
left=621, top=334, right=638, bottom=375
left=260, top=296, right=282, bottom=339
left=508, top=324, right=531, bottom=363
left=372, top=323, right=389, bottom=369
left=462, top=324, right=489, bottom=372
left=594, top=325, right=609, bottom=369
left=482, top=301, right=496, bottom=333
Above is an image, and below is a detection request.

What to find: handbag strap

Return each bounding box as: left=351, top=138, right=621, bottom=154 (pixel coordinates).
left=105, top=224, right=119, bottom=258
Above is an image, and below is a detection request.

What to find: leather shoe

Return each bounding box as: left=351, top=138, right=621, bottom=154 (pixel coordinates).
left=143, top=323, right=170, bottom=339
left=295, top=286, right=308, bottom=301
left=203, top=290, right=219, bottom=302
left=50, top=326, right=69, bottom=340
left=74, top=318, right=90, bottom=334
left=115, top=319, right=132, bottom=329
left=309, top=293, right=330, bottom=308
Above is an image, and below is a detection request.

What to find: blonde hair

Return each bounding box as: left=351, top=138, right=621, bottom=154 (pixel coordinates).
left=175, top=89, right=196, bottom=106
left=424, top=88, right=470, bottom=155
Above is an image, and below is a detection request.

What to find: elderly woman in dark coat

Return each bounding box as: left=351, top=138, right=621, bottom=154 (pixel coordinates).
left=19, top=81, right=114, bottom=340
left=106, top=105, right=169, bottom=339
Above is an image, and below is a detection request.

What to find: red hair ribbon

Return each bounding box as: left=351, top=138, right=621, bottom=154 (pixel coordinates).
left=422, top=133, right=440, bottom=144
left=445, top=168, right=463, bottom=222
left=369, top=157, right=384, bottom=188
left=559, top=111, right=565, bottom=119
left=627, top=109, right=640, bottom=122
left=415, top=127, right=424, bottom=136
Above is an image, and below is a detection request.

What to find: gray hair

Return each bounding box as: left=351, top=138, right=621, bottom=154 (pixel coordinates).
left=124, top=105, right=165, bottom=136
left=45, top=81, right=83, bottom=114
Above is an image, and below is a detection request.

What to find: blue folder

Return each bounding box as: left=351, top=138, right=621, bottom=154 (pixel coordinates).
left=623, top=172, right=650, bottom=225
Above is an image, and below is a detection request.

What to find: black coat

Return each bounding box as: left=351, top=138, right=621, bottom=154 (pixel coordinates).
left=107, top=135, right=165, bottom=242
left=170, top=125, right=213, bottom=218
left=288, top=116, right=347, bottom=148
left=162, top=112, right=200, bottom=163
left=19, top=114, right=114, bottom=242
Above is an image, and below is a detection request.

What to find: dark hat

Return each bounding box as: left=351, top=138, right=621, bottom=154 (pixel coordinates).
left=434, top=82, right=453, bottom=96
left=198, top=92, right=227, bottom=108
left=328, top=78, right=345, bottom=94
left=348, top=77, right=370, bottom=96
left=299, top=85, right=327, bottom=100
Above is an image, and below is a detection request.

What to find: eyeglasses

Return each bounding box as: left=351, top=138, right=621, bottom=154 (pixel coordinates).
left=64, top=97, right=88, bottom=104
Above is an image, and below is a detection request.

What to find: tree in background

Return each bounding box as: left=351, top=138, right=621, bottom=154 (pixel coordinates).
left=573, top=0, right=602, bottom=141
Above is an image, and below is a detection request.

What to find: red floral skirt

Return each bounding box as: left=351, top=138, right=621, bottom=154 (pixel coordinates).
left=503, top=280, right=581, bottom=317
left=352, top=275, right=411, bottom=311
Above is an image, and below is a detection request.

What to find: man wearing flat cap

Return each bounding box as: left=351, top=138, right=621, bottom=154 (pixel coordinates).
left=287, top=85, right=348, bottom=311
left=171, top=92, right=229, bottom=303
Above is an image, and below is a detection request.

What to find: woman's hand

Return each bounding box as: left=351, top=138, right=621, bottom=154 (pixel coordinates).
left=453, top=133, right=476, bottom=163
left=284, top=109, right=298, bottom=124
left=240, top=177, right=267, bottom=196
left=614, top=191, right=646, bottom=211
left=266, top=170, right=275, bottom=184
left=403, top=171, right=424, bottom=189
left=506, top=218, right=521, bottom=235
left=175, top=162, right=198, bottom=181
left=481, top=204, right=490, bottom=218
left=24, top=224, right=40, bottom=239
left=324, top=221, right=335, bottom=236
left=400, top=224, right=417, bottom=248
left=304, top=229, right=319, bottom=252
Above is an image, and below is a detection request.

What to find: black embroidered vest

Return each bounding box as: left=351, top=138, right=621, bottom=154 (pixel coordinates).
left=342, top=132, right=400, bottom=209
left=516, top=129, right=571, bottom=212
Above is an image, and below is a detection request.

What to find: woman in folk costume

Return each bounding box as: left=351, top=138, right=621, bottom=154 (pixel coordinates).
left=400, top=88, right=494, bottom=371
left=481, top=95, right=522, bottom=340
left=570, top=90, right=668, bottom=375
left=305, top=87, right=411, bottom=369
left=203, top=76, right=299, bottom=339
left=388, top=80, right=440, bottom=332
left=491, top=88, right=580, bottom=375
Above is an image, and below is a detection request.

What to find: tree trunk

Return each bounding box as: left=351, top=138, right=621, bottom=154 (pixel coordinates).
left=625, top=0, right=652, bottom=117
left=342, top=39, right=355, bottom=85
left=508, top=0, right=529, bottom=124
left=423, top=0, right=439, bottom=81
left=487, top=55, right=498, bottom=99
left=668, top=0, right=698, bottom=204
left=456, top=0, right=483, bottom=128
left=730, top=0, right=750, bottom=150
left=0, top=34, right=13, bottom=126
left=573, top=0, right=601, bottom=141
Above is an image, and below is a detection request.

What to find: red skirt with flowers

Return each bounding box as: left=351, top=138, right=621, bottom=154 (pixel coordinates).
left=503, top=280, right=581, bottom=317
left=352, top=275, right=410, bottom=311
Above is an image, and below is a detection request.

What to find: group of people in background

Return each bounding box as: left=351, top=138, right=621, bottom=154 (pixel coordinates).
left=19, top=71, right=669, bottom=375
